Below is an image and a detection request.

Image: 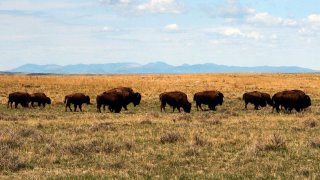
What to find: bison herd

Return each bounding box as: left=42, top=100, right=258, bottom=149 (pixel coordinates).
left=7, top=88, right=312, bottom=114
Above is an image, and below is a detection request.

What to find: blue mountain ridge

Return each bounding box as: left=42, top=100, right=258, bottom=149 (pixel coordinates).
left=9, top=62, right=318, bottom=74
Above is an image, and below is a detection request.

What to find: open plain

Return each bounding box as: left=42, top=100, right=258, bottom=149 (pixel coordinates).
left=0, top=73, right=320, bottom=179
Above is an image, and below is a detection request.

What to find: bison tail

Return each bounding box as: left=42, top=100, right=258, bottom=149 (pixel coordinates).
left=242, top=93, right=246, bottom=100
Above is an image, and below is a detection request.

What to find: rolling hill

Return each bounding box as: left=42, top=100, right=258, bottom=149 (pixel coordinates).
left=8, top=62, right=318, bottom=74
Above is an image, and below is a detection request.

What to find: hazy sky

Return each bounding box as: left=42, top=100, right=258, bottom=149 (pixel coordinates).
left=1, top=0, right=320, bottom=70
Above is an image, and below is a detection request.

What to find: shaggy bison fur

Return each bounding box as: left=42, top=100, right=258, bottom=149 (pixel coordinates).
left=30, top=92, right=51, bottom=108
left=96, top=92, right=123, bottom=113
left=159, top=91, right=191, bottom=113
left=194, top=90, right=224, bottom=111
left=243, top=91, right=272, bottom=110
left=7, top=92, right=31, bottom=109
left=64, top=93, right=90, bottom=112
left=104, top=87, right=141, bottom=111
left=272, top=90, right=311, bottom=113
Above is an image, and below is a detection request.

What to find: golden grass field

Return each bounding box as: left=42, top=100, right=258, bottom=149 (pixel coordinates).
left=0, top=73, right=320, bottom=179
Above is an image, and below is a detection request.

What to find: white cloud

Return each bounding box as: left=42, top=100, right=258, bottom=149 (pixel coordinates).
left=211, top=0, right=255, bottom=19
left=207, top=27, right=263, bottom=40
left=163, top=24, right=180, bottom=32
left=137, top=0, right=181, bottom=14
left=99, top=0, right=132, bottom=6
left=102, top=26, right=114, bottom=32
left=270, top=34, right=278, bottom=40
left=307, top=14, right=320, bottom=24
left=247, top=12, right=297, bottom=27
left=298, top=27, right=318, bottom=38
left=0, top=1, right=92, bottom=11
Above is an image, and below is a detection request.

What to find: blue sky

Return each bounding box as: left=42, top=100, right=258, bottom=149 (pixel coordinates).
left=1, top=0, right=320, bottom=70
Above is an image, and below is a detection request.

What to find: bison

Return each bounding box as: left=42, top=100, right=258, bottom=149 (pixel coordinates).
left=30, top=92, right=51, bottom=108
left=64, top=93, right=90, bottom=112
left=104, top=87, right=141, bottom=111
left=272, top=90, right=311, bottom=113
left=193, top=90, right=224, bottom=111
left=7, top=92, right=31, bottom=109
left=96, top=92, right=123, bottom=113
left=159, top=91, right=191, bottom=113
left=243, top=91, right=272, bottom=110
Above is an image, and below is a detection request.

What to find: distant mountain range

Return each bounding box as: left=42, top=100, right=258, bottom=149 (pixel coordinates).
left=7, top=62, right=318, bottom=74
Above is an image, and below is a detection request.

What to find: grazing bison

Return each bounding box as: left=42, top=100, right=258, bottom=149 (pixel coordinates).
left=64, top=93, right=90, bottom=112
left=104, top=87, right=141, bottom=111
left=30, top=93, right=51, bottom=108
left=193, top=90, right=224, bottom=111
left=7, top=92, right=31, bottom=109
left=243, top=91, right=272, bottom=110
left=272, top=90, right=311, bottom=113
left=96, top=92, right=123, bottom=113
left=159, top=91, right=191, bottom=113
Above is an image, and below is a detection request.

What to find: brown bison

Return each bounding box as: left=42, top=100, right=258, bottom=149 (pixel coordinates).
left=7, top=92, right=31, bottom=109
left=272, top=90, right=311, bottom=113
left=194, top=90, right=224, bottom=111
left=104, top=87, right=141, bottom=111
left=96, top=92, right=123, bottom=113
left=243, top=91, right=272, bottom=110
left=30, top=93, right=51, bottom=108
left=64, top=93, right=90, bottom=112
left=159, top=91, right=191, bottom=113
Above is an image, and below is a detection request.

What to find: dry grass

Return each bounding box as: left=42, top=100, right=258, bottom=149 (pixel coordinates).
left=0, top=73, right=319, bottom=179
left=160, top=132, right=181, bottom=144
left=309, top=138, right=320, bottom=148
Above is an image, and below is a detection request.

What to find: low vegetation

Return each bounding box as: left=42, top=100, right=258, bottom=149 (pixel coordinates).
left=0, top=73, right=319, bottom=179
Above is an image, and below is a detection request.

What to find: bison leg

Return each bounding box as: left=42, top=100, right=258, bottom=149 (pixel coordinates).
left=114, top=106, right=121, bottom=113
left=288, top=107, right=293, bottom=113
left=97, top=104, right=101, bottom=113
left=79, top=104, right=83, bottom=112
left=160, top=102, right=166, bottom=112
left=68, top=104, right=72, bottom=112
left=177, top=106, right=181, bottom=112
left=199, top=104, right=204, bottom=111
left=74, top=104, right=77, bottom=112
left=7, top=101, right=11, bottom=109
left=123, top=105, right=128, bottom=111
left=66, top=103, right=72, bottom=112
left=210, top=105, right=216, bottom=111
left=172, top=106, right=176, bottom=112
left=103, top=104, right=106, bottom=111
left=244, top=102, right=248, bottom=109
left=108, top=106, right=113, bottom=112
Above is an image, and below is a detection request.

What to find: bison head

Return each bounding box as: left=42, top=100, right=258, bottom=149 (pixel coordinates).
left=266, top=98, right=273, bottom=106
left=46, top=97, right=51, bottom=104
left=303, top=95, right=311, bottom=108
left=85, top=95, right=91, bottom=104
left=218, top=92, right=224, bottom=105
left=183, top=102, right=192, bottom=113
left=132, top=92, right=142, bottom=106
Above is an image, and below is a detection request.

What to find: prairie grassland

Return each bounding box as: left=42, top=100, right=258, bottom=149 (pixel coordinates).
left=0, top=73, right=320, bottom=179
